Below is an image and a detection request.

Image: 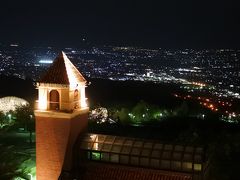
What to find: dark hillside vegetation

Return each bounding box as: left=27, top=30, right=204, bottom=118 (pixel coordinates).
left=0, top=75, right=36, bottom=103
left=87, top=78, right=182, bottom=108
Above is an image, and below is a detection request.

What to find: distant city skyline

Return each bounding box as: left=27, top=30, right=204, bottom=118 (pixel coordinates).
left=0, top=0, right=240, bottom=48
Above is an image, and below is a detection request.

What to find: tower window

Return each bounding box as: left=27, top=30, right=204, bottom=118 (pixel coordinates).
left=49, top=90, right=59, bottom=110
left=74, top=89, right=79, bottom=109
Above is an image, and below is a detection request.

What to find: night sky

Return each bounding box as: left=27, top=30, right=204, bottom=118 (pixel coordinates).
left=0, top=0, right=239, bottom=48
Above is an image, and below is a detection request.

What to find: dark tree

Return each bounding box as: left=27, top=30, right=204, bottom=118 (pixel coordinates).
left=0, top=111, right=5, bottom=128
left=15, top=105, right=35, bottom=144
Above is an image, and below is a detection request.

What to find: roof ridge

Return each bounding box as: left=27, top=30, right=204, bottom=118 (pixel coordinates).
left=39, top=51, right=86, bottom=85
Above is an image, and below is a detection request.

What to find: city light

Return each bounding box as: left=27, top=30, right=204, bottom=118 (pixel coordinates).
left=39, top=60, right=53, bottom=64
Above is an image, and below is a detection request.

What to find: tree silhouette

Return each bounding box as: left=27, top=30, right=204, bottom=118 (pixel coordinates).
left=15, top=105, right=35, bottom=144
left=0, top=111, right=5, bottom=128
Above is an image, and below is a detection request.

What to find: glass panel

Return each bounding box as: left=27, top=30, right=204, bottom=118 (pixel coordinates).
left=133, top=141, right=143, bottom=147
left=182, top=162, right=192, bottom=172
left=150, top=159, right=160, bottom=168
left=151, top=150, right=161, bottom=158
left=104, top=136, right=115, bottom=144
left=92, top=152, right=101, bottom=160
left=172, top=161, right=181, bottom=170
left=162, top=151, right=171, bottom=159
left=185, top=146, right=194, bottom=153
left=194, top=154, right=202, bottom=162
left=82, top=135, right=94, bottom=142
left=164, top=144, right=173, bottom=151
left=172, top=152, right=182, bottom=160
left=194, top=163, right=202, bottom=171
left=130, top=156, right=139, bottom=165
left=111, top=145, right=122, bottom=153
left=144, top=142, right=153, bottom=149
left=92, top=143, right=103, bottom=151
left=120, top=155, right=129, bottom=164
left=124, top=139, right=134, bottom=146
left=174, top=145, right=184, bottom=152
left=161, top=160, right=170, bottom=169
left=102, top=144, right=112, bottom=152
left=110, top=153, right=119, bottom=163
left=121, top=146, right=131, bottom=154
left=142, top=149, right=151, bottom=157
left=96, top=135, right=106, bottom=142
left=183, top=153, right=192, bottom=161
left=102, top=152, right=109, bottom=161
left=114, top=137, right=125, bottom=145
left=80, top=142, right=93, bottom=150
left=140, top=157, right=149, bottom=166
left=89, top=134, right=98, bottom=142
left=154, top=143, right=163, bottom=150
left=131, top=147, right=141, bottom=155
left=195, top=147, right=203, bottom=153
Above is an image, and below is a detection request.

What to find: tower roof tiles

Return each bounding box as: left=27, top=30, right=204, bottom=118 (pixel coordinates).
left=40, top=51, right=86, bottom=85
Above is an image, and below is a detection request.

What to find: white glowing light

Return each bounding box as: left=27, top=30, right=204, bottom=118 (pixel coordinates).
left=39, top=60, right=53, bottom=64
left=37, top=87, right=48, bottom=110
left=0, top=96, right=29, bottom=113
left=38, top=98, right=47, bottom=110
left=10, top=44, right=19, bottom=47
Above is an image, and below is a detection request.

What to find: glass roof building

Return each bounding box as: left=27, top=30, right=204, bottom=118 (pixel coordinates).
left=78, top=133, right=210, bottom=180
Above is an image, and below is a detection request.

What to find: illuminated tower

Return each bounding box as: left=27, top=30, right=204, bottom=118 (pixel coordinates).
left=34, top=52, right=89, bottom=180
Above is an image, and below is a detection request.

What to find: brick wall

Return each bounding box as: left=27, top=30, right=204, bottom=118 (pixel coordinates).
left=36, top=112, right=88, bottom=180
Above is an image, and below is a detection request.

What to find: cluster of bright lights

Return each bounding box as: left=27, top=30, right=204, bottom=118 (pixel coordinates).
left=0, top=96, right=29, bottom=113
left=192, top=82, right=206, bottom=87
left=174, top=93, right=240, bottom=124
left=200, top=102, right=218, bottom=112
left=89, top=107, right=108, bottom=123
left=178, top=68, right=198, bottom=73
left=221, top=112, right=240, bottom=124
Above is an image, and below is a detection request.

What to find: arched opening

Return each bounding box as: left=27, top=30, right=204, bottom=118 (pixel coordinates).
left=74, top=89, right=79, bottom=109
left=49, top=90, right=59, bottom=110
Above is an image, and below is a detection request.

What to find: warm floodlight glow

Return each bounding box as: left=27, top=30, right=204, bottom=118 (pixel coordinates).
left=91, top=135, right=99, bottom=150
left=63, top=52, right=78, bottom=89
left=80, top=86, right=87, bottom=108
left=62, top=52, right=86, bottom=90
left=36, top=52, right=88, bottom=111
left=37, top=87, right=48, bottom=110
left=38, top=98, right=47, bottom=110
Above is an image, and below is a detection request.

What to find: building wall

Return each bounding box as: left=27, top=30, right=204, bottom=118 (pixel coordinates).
left=35, top=110, right=88, bottom=180
left=60, top=88, right=70, bottom=111
left=78, top=162, right=193, bottom=180
left=38, top=87, right=48, bottom=110
left=38, top=85, right=86, bottom=111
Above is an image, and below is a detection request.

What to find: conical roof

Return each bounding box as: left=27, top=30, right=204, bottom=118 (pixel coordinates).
left=40, top=51, right=86, bottom=85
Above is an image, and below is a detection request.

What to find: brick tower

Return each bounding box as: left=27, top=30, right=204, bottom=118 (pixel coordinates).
left=34, top=52, right=89, bottom=180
